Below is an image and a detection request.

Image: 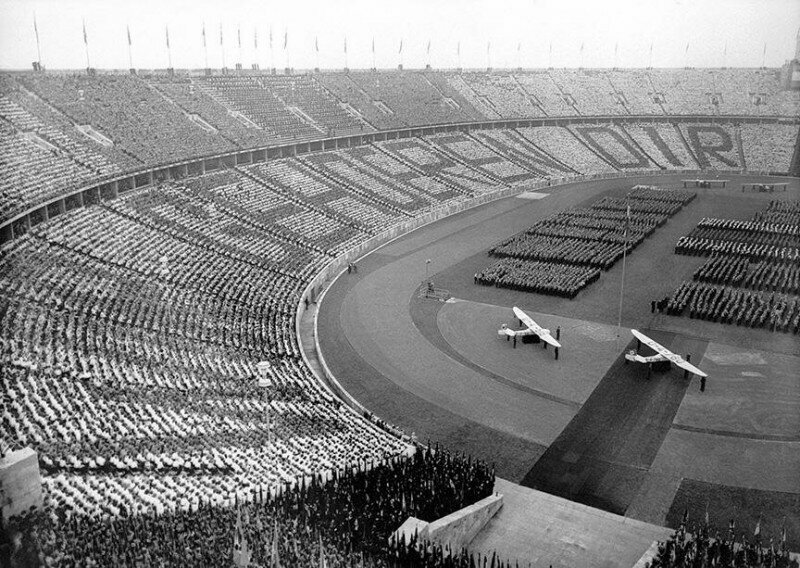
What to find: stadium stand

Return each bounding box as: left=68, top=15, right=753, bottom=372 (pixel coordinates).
left=0, top=67, right=799, bottom=567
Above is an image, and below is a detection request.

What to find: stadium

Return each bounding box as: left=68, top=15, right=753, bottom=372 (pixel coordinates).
left=1, top=1, right=799, bottom=566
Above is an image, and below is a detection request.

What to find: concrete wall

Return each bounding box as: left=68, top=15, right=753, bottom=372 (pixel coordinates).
left=0, top=447, right=43, bottom=522
left=390, top=494, right=504, bottom=553
left=425, top=494, right=504, bottom=552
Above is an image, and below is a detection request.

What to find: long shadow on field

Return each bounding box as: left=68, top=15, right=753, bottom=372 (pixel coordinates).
left=521, top=332, right=699, bottom=515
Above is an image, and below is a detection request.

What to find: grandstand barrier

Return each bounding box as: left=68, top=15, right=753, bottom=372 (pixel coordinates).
left=390, top=493, right=504, bottom=553
left=302, top=169, right=785, bottom=436
left=0, top=447, right=43, bottom=523
left=2, top=114, right=797, bottom=243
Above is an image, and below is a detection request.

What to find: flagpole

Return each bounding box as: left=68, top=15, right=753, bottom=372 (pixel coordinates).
left=269, top=26, right=274, bottom=72
left=127, top=25, right=134, bottom=70
left=616, top=196, right=630, bottom=349
left=201, top=23, right=208, bottom=69
left=33, top=13, right=42, bottom=67
left=83, top=19, right=91, bottom=70
left=457, top=41, right=461, bottom=71
left=371, top=38, right=376, bottom=71
left=344, top=37, right=349, bottom=71
left=648, top=43, right=653, bottom=69
left=166, top=25, right=172, bottom=69
left=237, top=24, right=242, bottom=68
left=220, top=24, right=226, bottom=69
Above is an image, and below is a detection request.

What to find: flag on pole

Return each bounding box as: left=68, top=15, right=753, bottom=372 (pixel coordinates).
left=254, top=28, right=258, bottom=49
left=580, top=42, right=584, bottom=53
left=457, top=41, right=460, bottom=56
left=398, top=39, right=403, bottom=54
left=426, top=40, right=431, bottom=55
left=34, top=14, right=40, bottom=43
left=269, top=26, right=273, bottom=49
left=165, top=25, right=170, bottom=49
left=371, top=37, right=375, bottom=54
left=517, top=42, right=521, bottom=53
left=283, top=29, right=288, bottom=50
left=127, top=25, right=132, bottom=46
left=614, top=42, right=618, bottom=57
left=344, top=37, right=347, bottom=53
left=202, top=23, right=206, bottom=47
left=220, top=23, right=224, bottom=47
left=237, top=25, right=241, bottom=49
left=315, top=36, right=319, bottom=53
left=685, top=42, right=690, bottom=54
left=487, top=41, right=491, bottom=54
left=82, top=19, right=88, bottom=45
left=318, top=532, right=327, bottom=568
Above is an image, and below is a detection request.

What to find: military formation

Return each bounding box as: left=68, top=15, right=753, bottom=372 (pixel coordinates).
left=668, top=201, right=800, bottom=334
left=477, top=185, right=695, bottom=298
left=476, top=258, right=601, bottom=298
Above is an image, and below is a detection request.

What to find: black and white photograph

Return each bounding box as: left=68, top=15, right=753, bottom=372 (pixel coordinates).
left=0, top=0, right=799, bottom=566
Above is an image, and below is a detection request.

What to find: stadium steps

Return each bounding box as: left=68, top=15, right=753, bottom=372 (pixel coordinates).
left=477, top=129, right=579, bottom=177
left=335, top=151, right=438, bottom=210
left=450, top=74, right=503, bottom=119
left=13, top=81, right=146, bottom=169
left=293, top=158, right=413, bottom=218
left=510, top=74, right=549, bottom=117
left=419, top=136, right=509, bottom=186
left=733, top=125, right=747, bottom=170
left=546, top=72, right=583, bottom=116
left=234, top=165, right=374, bottom=236
left=369, top=142, right=475, bottom=199
left=172, top=180, right=332, bottom=258
left=465, top=131, right=550, bottom=178
left=564, top=126, right=620, bottom=171
left=507, top=129, right=581, bottom=175
left=310, top=75, right=377, bottom=132
left=672, top=123, right=703, bottom=169
left=101, top=199, right=300, bottom=279
left=603, top=73, right=634, bottom=115
left=618, top=123, right=665, bottom=169
left=790, top=127, right=800, bottom=177
left=644, top=72, right=669, bottom=115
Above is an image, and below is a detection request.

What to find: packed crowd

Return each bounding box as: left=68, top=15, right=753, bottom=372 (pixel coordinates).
left=1, top=68, right=797, bottom=224
left=647, top=514, right=797, bottom=568
left=668, top=201, right=800, bottom=333
left=665, top=280, right=800, bottom=332
left=476, top=258, right=601, bottom=297
left=481, top=186, right=694, bottom=297
left=691, top=255, right=800, bottom=296
left=427, top=132, right=538, bottom=185
left=4, top=446, right=496, bottom=568
left=0, top=169, right=420, bottom=522
left=490, top=232, right=628, bottom=270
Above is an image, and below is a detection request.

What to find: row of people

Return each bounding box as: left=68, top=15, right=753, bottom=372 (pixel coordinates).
left=490, top=232, right=630, bottom=270
left=475, top=258, right=601, bottom=298
left=752, top=200, right=800, bottom=226
left=5, top=446, right=495, bottom=567
left=674, top=236, right=800, bottom=262
left=692, top=255, right=800, bottom=296
left=665, top=281, right=800, bottom=334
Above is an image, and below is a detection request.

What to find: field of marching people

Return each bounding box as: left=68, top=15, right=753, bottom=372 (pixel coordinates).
left=477, top=185, right=695, bottom=297
left=667, top=200, right=800, bottom=334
